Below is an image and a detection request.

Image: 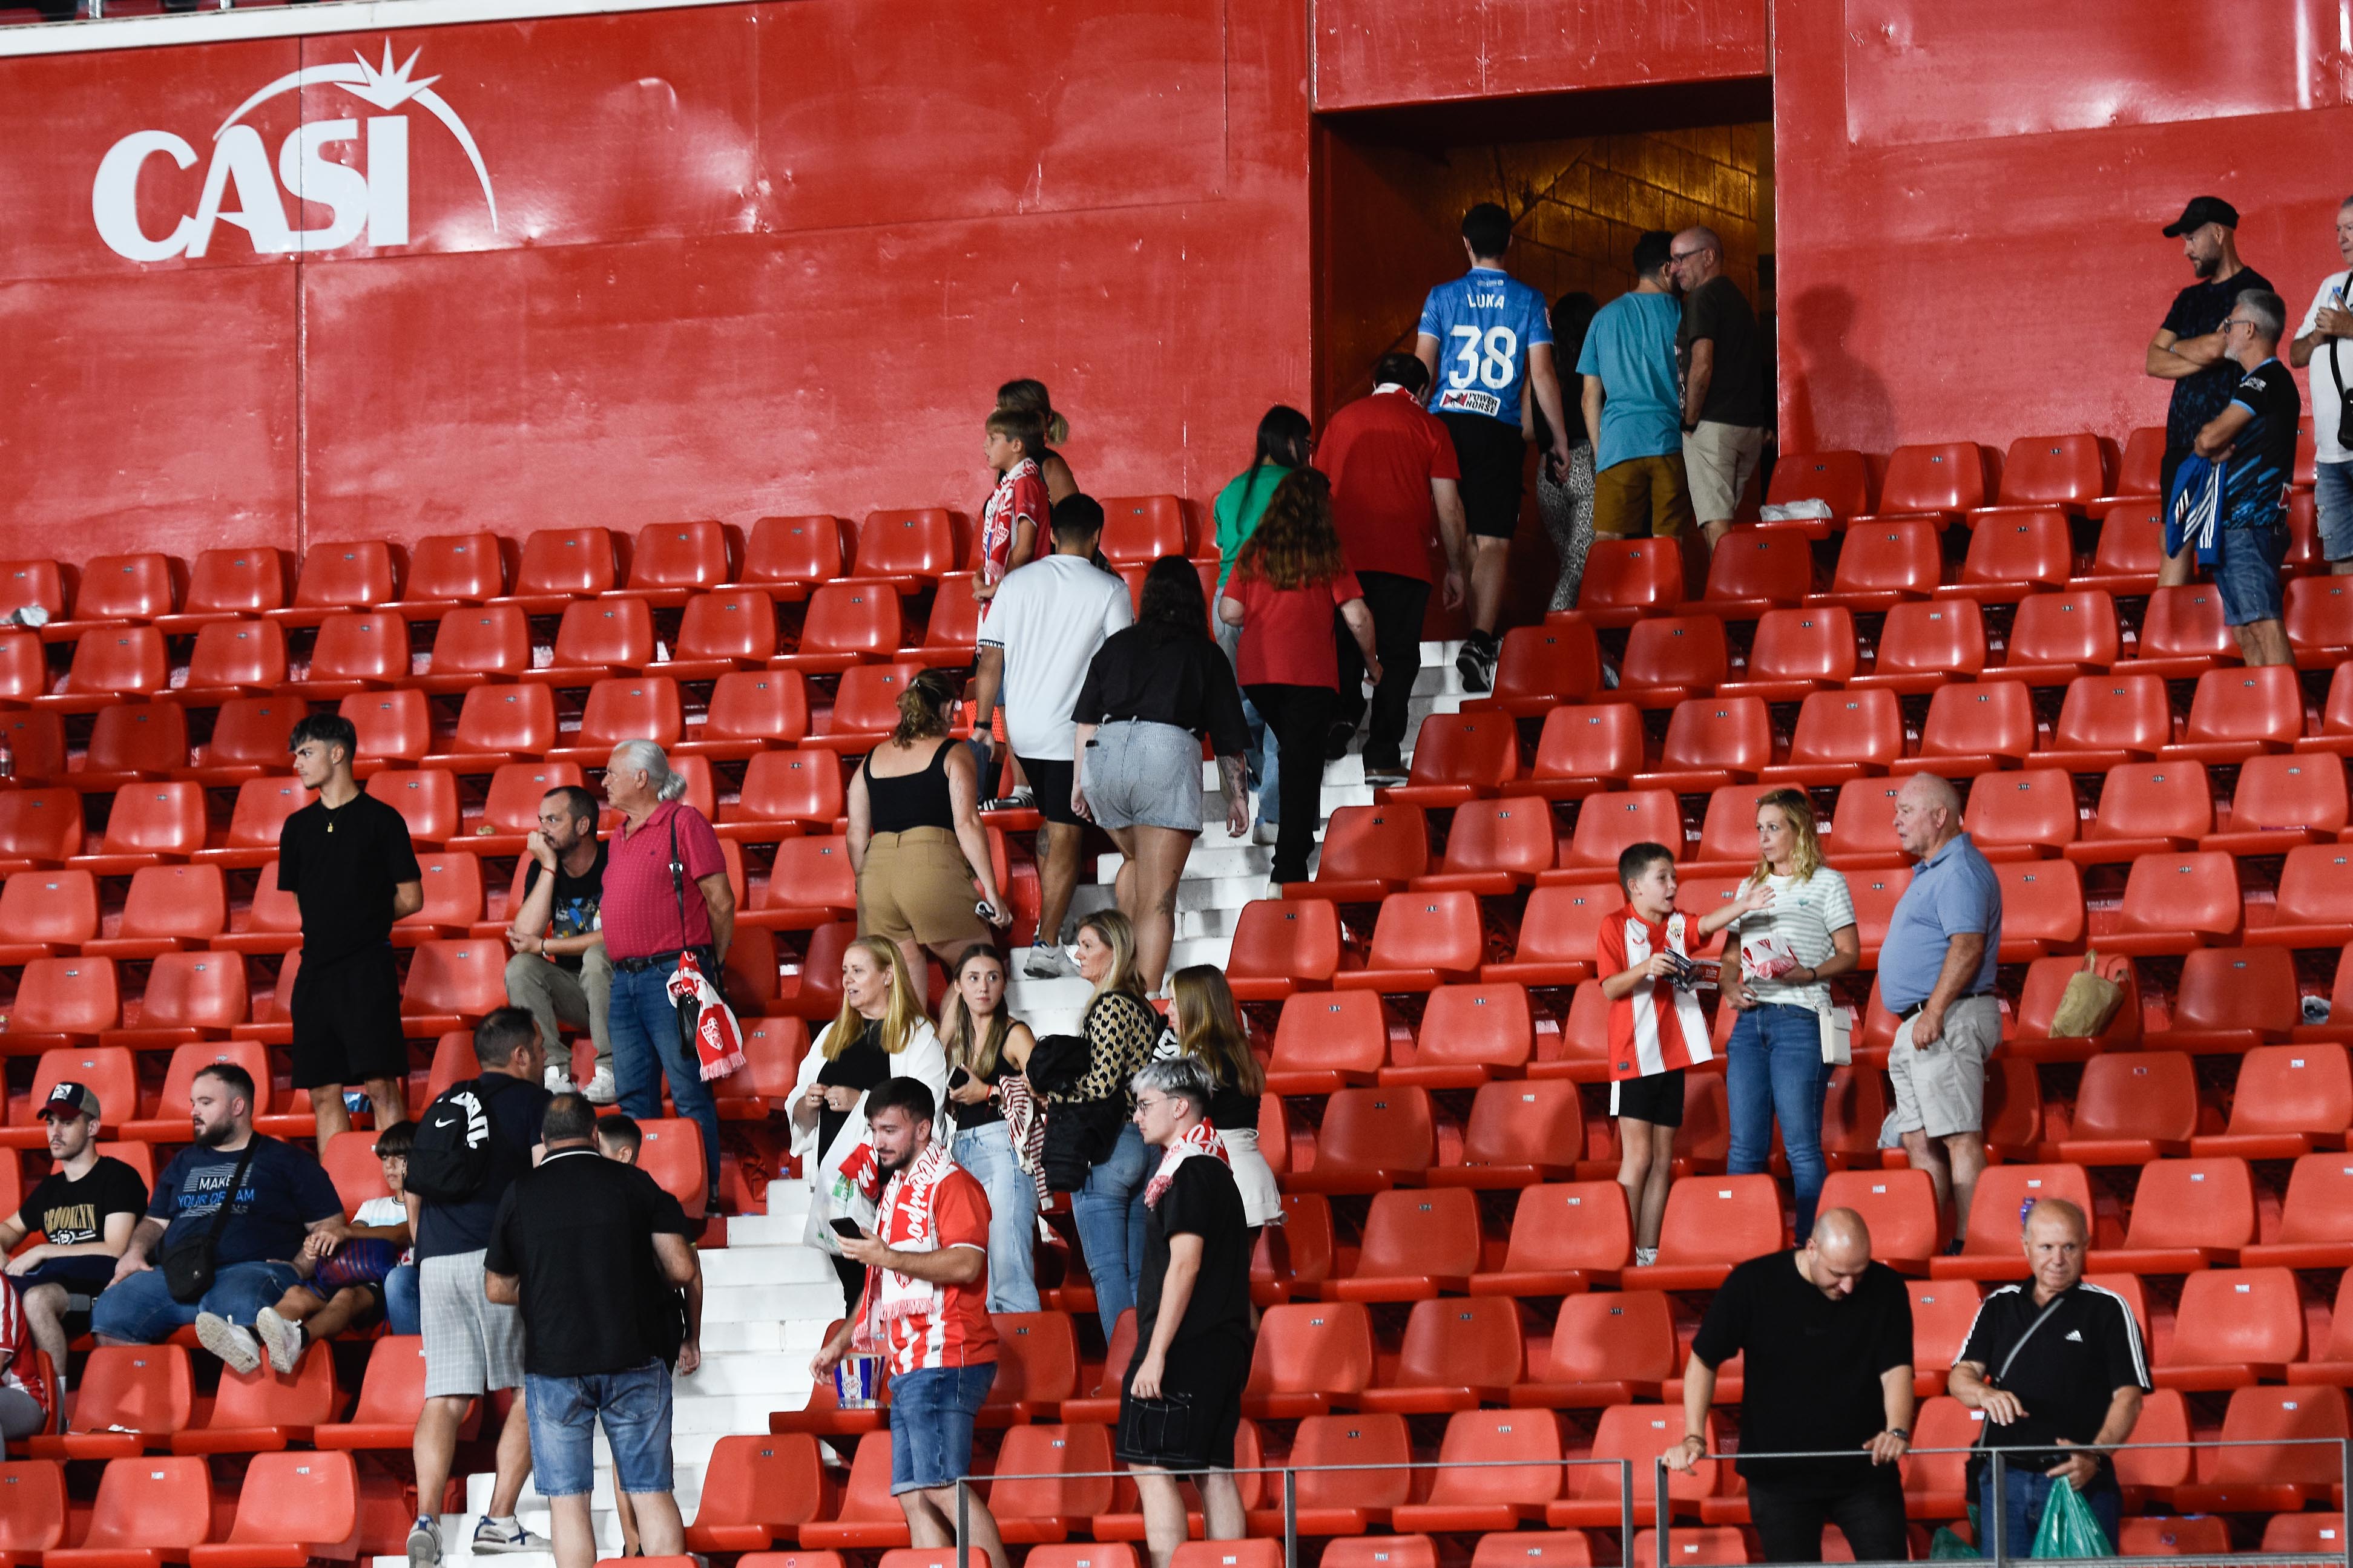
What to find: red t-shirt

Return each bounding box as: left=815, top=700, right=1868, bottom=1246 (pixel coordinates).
left=0, top=1276, right=52, bottom=1428
left=1229, top=565, right=1364, bottom=690
left=601, top=799, right=728, bottom=959
left=1315, top=387, right=1461, bottom=582
left=876, top=1166, right=999, bottom=1374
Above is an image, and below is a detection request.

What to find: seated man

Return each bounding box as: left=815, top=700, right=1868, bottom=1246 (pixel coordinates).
left=505, top=785, right=616, bottom=1103
left=90, top=1063, right=346, bottom=1371
left=0, top=1082, right=147, bottom=1405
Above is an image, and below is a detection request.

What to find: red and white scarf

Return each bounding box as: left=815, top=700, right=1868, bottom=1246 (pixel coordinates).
left=1144, top=1117, right=1231, bottom=1209
left=996, top=1074, right=1050, bottom=1202
left=854, top=1139, right=959, bottom=1347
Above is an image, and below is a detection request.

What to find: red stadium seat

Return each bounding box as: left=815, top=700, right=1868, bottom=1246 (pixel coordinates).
left=1900, top=1395, right=1981, bottom=1518
left=1263, top=991, right=1386, bottom=1094
left=2064, top=762, right=2211, bottom=865
left=186, top=1448, right=357, bottom=1565
left=1099, top=496, right=1191, bottom=563
left=1939, top=507, right=2073, bottom=602
left=504, top=527, right=617, bottom=609
left=743, top=515, right=845, bottom=601
left=1616, top=615, right=1731, bottom=707
left=548, top=677, right=684, bottom=763
left=2254, top=845, right=2353, bottom=948
left=1243, top=1302, right=1375, bottom=1417
left=1872, top=441, right=1987, bottom=520
left=1627, top=1175, right=1783, bottom=1290
left=425, top=605, right=531, bottom=686
left=743, top=837, right=857, bottom=930
left=670, top=589, right=780, bottom=677
left=2163, top=665, right=2305, bottom=766
left=2206, top=756, right=2348, bottom=857
left=2156, top=1267, right=2303, bottom=1390
left=627, top=520, right=731, bottom=602
left=2047, top=1051, right=2195, bottom=1163
left=852, top=508, right=958, bottom=585
left=1686, top=529, right=1812, bottom=618
left=1548, top=790, right=1684, bottom=885
left=0, top=1457, right=67, bottom=1558
left=1690, top=784, right=1776, bottom=873
left=1220, top=897, right=1340, bottom=1002
left=282, top=540, right=396, bottom=625
left=1766, top=450, right=1870, bottom=521
left=401, top=939, right=507, bottom=1031
left=0, top=790, right=84, bottom=873
left=1961, top=769, right=2078, bottom=861
left=2144, top=945, right=2299, bottom=1052
left=1503, top=703, right=1646, bottom=801
left=2116, top=426, right=2167, bottom=497
left=156, top=547, right=288, bottom=631
left=430, top=682, right=559, bottom=770
left=1383, top=713, right=1519, bottom=807
left=680, top=1434, right=833, bottom=1552
left=466, top=763, right=588, bottom=855
left=979, top=1313, right=1081, bottom=1425
left=1511, top=1290, right=1677, bottom=1407
left=1630, top=698, right=1769, bottom=792
left=1, top=1045, right=136, bottom=1147
left=121, top=1042, right=271, bottom=1142
left=1992, top=433, right=2105, bottom=511
left=2041, top=674, right=2170, bottom=772
left=1720, top=606, right=1857, bottom=700
left=1482, top=885, right=1613, bottom=988
left=2194, top=1044, right=2353, bottom=1160
left=2168, top=1385, right=2349, bottom=1513
left=1322, top=1187, right=1481, bottom=1300
left=66, top=781, right=203, bottom=873
left=719, top=749, right=842, bottom=841
left=2246, top=1154, right=2353, bottom=1269
left=2101, top=853, right=2244, bottom=956
left=1996, top=589, right=2122, bottom=685
left=635, top=1117, right=708, bottom=1217
left=70, top=553, right=176, bottom=625
left=41, top=1454, right=212, bottom=1566
left=541, top=595, right=655, bottom=680
left=1849, top=599, right=1987, bottom=694
left=0, top=710, right=66, bottom=784
left=1389, top=1409, right=1565, bottom=1534
left=289, top=610, right=409, bottom=697
left=1282, top=1086, right=1435, bottom=1193
left=1576, top=538, right=1685, bottom=628
left=0, top=868, right=99, bottom=961
left=680, top=671, right=811, bottom=759
left=1817, top=1169, right=1940, bottom=1271
left=1930, top=1164, right=2093, bottom=1281
left=2078, top=500, right=2168, bottom=593
left=914, top=583, right=982, bottom=663
left=1260, top=1412, right=1413, bottom=1526
left=1545, top=1404, right=1716, bottom=1527
left=337, top=689, right=431, bottom=770
left=2289, top=576, right=2353, bottom=668
left=793, top=1431, right=904, bottom=1549
left=1811, top=520, right=1941, bottom=609
left=49, top=625, right=169, bottom=707
left=1481, top=622, right=1601, bottom=717
left=1299, top=804, right=1429, bottom=903
left=179, top=697, right=301, bottom=785
left=2128, top=585, right=2236, bottom=679
left=1415, top=800, right=1556, bottom=893
left=1249, top=1195, right=1335, bottom=1305
left=1909, top=1280, right=1983, bottom=1396
left=364, top=769, right=461, bottom=846
left=1387, top=985, right=1537, bottom=1091
left=811, top=663, right=926, bottom=751
left=981, top=1423, right=1115, bottom=1543
left=73, top=702, right=189, bottom=788
left=2303, top=661, right=2353, bottom=755
left=30, top=1345, right=193, bottom=1459
left=1334, top=893, right=1484, bottom=994
left=1759, top=688, right=1903, bottom=784
left=403, top=532, right=505, bottom=606
left=5, top=956, right=120, bottom=1049
left=173, top=1343, right=340, bottom=1455
left=2008, top=953, right=2141, bottom=1061
left=319, top=1130, right=393, bottom=1212
left=775, top=583, right=904, bottom=674
left=106, top=951, right=247, bottom=1048
left=396, top=853, right=485, bottom=942
left=1892, top=683, right=2035, bottom=781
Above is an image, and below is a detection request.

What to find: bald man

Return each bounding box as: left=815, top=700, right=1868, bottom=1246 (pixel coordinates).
left=1669, top=225, right=1769, bottom=548
left=1883, top=773, right=2003, bottom=1245
left=1949, top=1200, right=2148, bottom=1552
left=1673, top=1210, right=1915, bottom=1562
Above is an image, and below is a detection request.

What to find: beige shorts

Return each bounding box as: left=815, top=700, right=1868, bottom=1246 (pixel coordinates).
left=1886, top=994, right=2001, bottom=1140
left=858, top=827, right=989, bottom=948
left=1683, top=421, right=1767, bottom=525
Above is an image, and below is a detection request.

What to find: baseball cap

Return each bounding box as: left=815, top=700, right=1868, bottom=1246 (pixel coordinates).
left=2164, top=196, right=2239, bottom=237
left=39, top=1081, right=100, bottom=1122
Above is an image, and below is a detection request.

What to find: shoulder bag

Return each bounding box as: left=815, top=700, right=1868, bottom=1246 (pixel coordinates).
left=160, top=1140, right=262, bottom=1304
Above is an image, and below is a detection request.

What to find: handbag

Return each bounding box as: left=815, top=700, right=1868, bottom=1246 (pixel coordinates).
left=2047, top=953, right=2124, bottom=1039
left=159, top=1140, right=260, bottom=1305
left=2330, top=284, right=2353, bottom=449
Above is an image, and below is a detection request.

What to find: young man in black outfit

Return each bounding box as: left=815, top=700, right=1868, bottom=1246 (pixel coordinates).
left=1948, top=1199, right=2148, bottom=1554
left=0, top=1083, right=147, bottom=1402
left=1671, top=1208, right=1915, bottom=1563
left=2146, top=195, right=2273, bottom=585
left=279, top=713, right=423, bottom=1141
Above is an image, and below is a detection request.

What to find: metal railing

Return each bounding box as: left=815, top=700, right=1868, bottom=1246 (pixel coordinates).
left=938, top=1435, right=2353, bottom=1568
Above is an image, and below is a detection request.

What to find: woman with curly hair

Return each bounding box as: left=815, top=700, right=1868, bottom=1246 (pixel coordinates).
left=1217, top=468, right=1381, bottom=885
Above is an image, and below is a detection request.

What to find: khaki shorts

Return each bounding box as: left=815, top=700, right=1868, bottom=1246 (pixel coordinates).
left=1886, top=994, right=2001, bottom=1140
left=858, top=827, right=989, bottom=948
left=1683, top=420, right=1766, bottom=525
left=1592, top=453, right=1697, bottom=538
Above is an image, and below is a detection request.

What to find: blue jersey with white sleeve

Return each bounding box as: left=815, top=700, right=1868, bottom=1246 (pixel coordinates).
left=1417, top=266, right=1553, bottom=428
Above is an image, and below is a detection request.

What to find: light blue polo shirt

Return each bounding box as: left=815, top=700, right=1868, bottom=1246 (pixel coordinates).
left=1879, top=832, right=2003, bottom=1012
left=1574, top=291, right=1684, bottom=473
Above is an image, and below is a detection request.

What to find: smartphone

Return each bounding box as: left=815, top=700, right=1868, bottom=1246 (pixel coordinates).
left=829, top=1217, right=866, bottom=1241
left=946, top=1066, right=972, bottom=1092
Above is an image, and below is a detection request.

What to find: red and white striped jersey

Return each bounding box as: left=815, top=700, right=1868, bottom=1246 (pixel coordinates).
left=1598, top=907, right=1715, bottom=1081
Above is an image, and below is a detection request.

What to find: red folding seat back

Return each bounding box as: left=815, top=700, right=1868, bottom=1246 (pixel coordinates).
left=1878, top=442, right=1986, bottom=514
left=401, top=939, right=508, bottom=1022
left=515, top=528, right=617, bottom=599
left=1518, top=703, right=1646, bottom=795
left=918, top=585, right=982, bottom=655
left=188, top=1448, right=357, bottom=1562
left=792, top=583, right=905, bottom=664
left=2223, top=756, right=2349, bottom=845
left=1340, top=1187, right=1483, bottom=1294
left=2073, top=761, right=2211, bottom=856
left=759, top=838, right=858, bottom=919
left=450, top=683, right=558, bottom=758
left=81, top=703, right=189, bottom=781
left=1823, top=520, right=1941, bottom=602
left=1291, top=1087, right=1436, bottom=1188
left=1390, top=713, right=1519, bottom=804
left=680, top=1434, right=833, bottom=1549
left=1265, top=991, right=1387, bottom=1090
left=61, top=625, right=169, bottom=698
left=1863, top=599, right=1987, bottom=687
left=1996, top=433, right=2105, bottom=508
left=0, top=790, right=85, bottom=868
left=1733, top=606, right=1858, bottom=692
left=1693, top=785, right=1774, bottom=869
left=1562, top=790, right=1683, bottom=874
left=320, top=1130, right=393, bottom=1212
left=984, top=1422, right=1116, bottom=1532
left=636, top=1117, right=708, bottom=1216
left=1817, top=1169, right=1940, bottom=1266
left=572, top=677, right=685, bottom=751
left=1489, top=623, right=1601, bottom=712
left=691, top=672, right=811, bottom=752
left=2265, top=846, right=2353, bottom=949
left=0, top=634, right=47, bottom=704
left=0, top=712, right=66, bottom=786
left=1954, top=1164, right=2093, bottom=1262
left=21, top=1046, right=137, bottom=1134
left=1412, top=985, right=1537, bottom=1078
left=1764, top=688, right=1903, bottom=781
left=1963, top=769, right=2078, bottom=858
left=1646, top=697, right=1770, bottom=782
left=2007, top=591, right=2124, bottom=680
left=64, top=1345, right=195, bottom=1445
left=405, top=533, right=505, bottom=603
left=1564, top=1403, right=1717, bottom=1510
left=2059, top=1051, right=2197, bottom=1159
left=1617, top=615, right=1731, bottom=697
left=743, top=516, right=845, bottom=591
left=1420, top=800, right=1556, bottom=890
left=2161, top=945, right=2300, bottom=1045
left=0, top=1458, right=66, bottom=1555
left=366, top=769, right=461, bottom=845
left=1389, top=1408, right=1564, bottom=1526
left=133, top=951, right=249, bottom=1034
left=10, top=957, right=120, bottom=1038
left=478, top=764, right=587, bottom=836
left=1642, top=1175, right=1784, bottom=1281
left=2203, top=1385, right=2351, bottom=1492
left=294, top=540, right=396, bottom=610
left=2109, top=852, right=2243, bottom=951
left=854, top=509, right=959, bottom=578
left=676, top=589, right=780, bottom=665
left=73, top=554, right=176, bottom=622
left=2262, top=1517, right=2352, bottom=1555
left=2084, top=501, right=2167, bottom=588
left=1487, top=885, right=1616, bottom=984
left=197, top=699, right=303, bottom=776
left=1246, top=1302, right=1376, bottom=1404
left=126, top=1042, right=271, bottom=1142
left=2196, top=1045, right=2353, bottom=1158
left=2048, top=674, right=2169, bottom=758
left=58, top=1454, right=212, bottom=1557
left=1226, top=897, right=1340, bottom=999
left=176, top=1343, right=341, bottom=1453
left=429, top=605, right=531, bottom=678
left=629, top=521, right=731, bottom=593
left=2179, top=665, right=2305, bottom=759
left=82, top=782, right=206, bottom=866
left=2134, top=585, right=2234, bottom=672
left=1309, top=804, right=1430, bottom=898
left=2116, top=426, right=2167, bottom=496
left=338, top=689, right=432, bottom=766
left=306, top=611, right=410, bottom=686
left=1579, top=538, right=1684, bottom=621
left=1766, top=450, right=1870, bottom=519
left=550, top=596, right=655, bottom=669
left=1098, top=496, right=1190, bottom=563
left=2289, top=577, right=2353, bottom=661
left=0, top=868, right=99, bottom=953
left=1343, top=892, right=1486, bottom=992
left=1533, top=1289, right=1679, bottom=1387
left=733, top=750, right=845, bottom=828
left=1952, top=507, right=2072, bottom=595
left=2162, top=1267, right=2304, bottom=1377
left=181, top=548, right=288, bottom=618
left=1282, top=1412, right=1416, bottom=1512
left=1697, top=528, right=1813, bottom=611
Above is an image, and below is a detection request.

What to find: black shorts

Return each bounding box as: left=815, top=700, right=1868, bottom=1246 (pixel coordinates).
left=290, top=945, right=411, bottom=1091
left=1116, top=1331, right=1249, bottom=1472
left=1440, top=411, right=1529, bottom=539
left=13, top=1254, right=118, bottom=1297
left=1611, top=1068, right=1686, bottom=1127
left=1016, top=755, right=1084, bottom=827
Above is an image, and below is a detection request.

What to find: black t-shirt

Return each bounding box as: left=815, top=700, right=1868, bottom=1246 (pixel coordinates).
left=816, top=1022, right=891, bottom=1157
left=521, top=844, right=607, bottom=976
left=1956, top=1281, right=2151, bottom=1486
left=278, top=792, right=423, bottom=965
left=1679, top=275, right=1769, bottom=428
left=416, top=1074, right=551, bottom=1262
left=1690, top=1250, right=1914, bottom=1486
left=1133, top=1154, right=1252, bottom=1355
left=19, top=1156, right=147, bottom=1245
left=1073, top=622, right=1252, bottom=756
left=2160, top=266, right=2277, bottom=451
left=148, top=1135, right=344, bottom=1267
left=2220, top=356, right=2303, bottom=530
left=487, top=1148, right=693, bottom=1377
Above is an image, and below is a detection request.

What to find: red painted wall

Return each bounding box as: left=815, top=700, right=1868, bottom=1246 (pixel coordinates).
left=1312, top=0, right=1769, bottom=111
left=1772, top=0, right=2353, bottom=456
left=0, top=0, right=1311, bottom=560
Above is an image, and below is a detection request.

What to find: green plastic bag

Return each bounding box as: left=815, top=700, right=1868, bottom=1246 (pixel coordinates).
left=2030, top=1477, right=2112, bottom=1560
left=1928, top=1526, right=1980, bottom=1560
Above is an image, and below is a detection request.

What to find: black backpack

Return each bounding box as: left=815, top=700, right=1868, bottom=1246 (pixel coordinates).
left=405, top=1075, right=518, bottom=1204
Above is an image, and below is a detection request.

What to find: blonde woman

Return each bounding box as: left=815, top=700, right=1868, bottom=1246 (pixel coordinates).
left=791, top=937, right=950, bottom=1308
left=938, top=945, right=1041, bottom=1311
left=1054, top=910, right=1163, bottom=1335
left=1163, top=965, right=1280, bottom=1237
left=1722, top=787, right=1861, bottom=1243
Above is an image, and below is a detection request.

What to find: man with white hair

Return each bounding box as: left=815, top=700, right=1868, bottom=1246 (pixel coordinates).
left=1884, top=773, right=2003, bottom=1245
left=600, top=741, right=732, bottom=1202
left=2290, top=197, right=2353, bottom=577
left=1949, top=1199, right=2148, bottom=1552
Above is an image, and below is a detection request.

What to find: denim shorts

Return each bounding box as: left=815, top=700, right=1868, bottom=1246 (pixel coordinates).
left=2214, top=520, right=2287, bottom=626
left=1084, top=719, right=1204, bottom=832
left=525, top=1361, right=674, bottom=1498
left=887, top=1362, right=996, bottom=1494
left=2317, top=461, right=2353, bottom=562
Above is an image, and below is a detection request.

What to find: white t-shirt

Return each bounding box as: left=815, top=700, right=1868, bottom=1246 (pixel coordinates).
left=979, top=553, right=1134, bottom=760
left=2299, top=271, right=2352, bottom=467
left=1726, top=866, right=1858, bottom=1014
left=352, top=1193, right=413, bottom=1264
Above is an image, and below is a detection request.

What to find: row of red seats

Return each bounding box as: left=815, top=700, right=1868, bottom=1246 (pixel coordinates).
left=0, top=1450, right=361, bottom=1566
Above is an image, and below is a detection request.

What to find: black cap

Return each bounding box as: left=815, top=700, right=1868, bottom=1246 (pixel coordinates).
left=2164, top=196, right=2239, bottom=237
left=39, top=1081, right=100, bottom=1122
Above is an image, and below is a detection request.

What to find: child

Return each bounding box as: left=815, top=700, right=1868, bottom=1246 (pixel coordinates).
left=1596, top=844, right=1765, bottom=1265
left=594, top=1112, right=642, bottom=1164
left=975, top=407, right=1049, bottom=808
left=251, top=1121, right=415, bottom=1374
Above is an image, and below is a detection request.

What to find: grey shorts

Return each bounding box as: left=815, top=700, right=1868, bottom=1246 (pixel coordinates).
left=1886, top=994, right=2001, bottom=1140
left=1084, top=720, right=1203, bottom=832
left=421, top=1249, right=527, bottom=1397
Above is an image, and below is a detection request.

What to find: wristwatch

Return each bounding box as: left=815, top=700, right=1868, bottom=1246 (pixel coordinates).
left=1885, top=1427, right=1910, bottom=1440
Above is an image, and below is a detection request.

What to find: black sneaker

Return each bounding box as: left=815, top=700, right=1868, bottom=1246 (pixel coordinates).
left=1363, top=752, right=1407, bottom=787
left=1456, top=633, right=1497, bottom=694
left=1325, top=720, right=1357, bottom=761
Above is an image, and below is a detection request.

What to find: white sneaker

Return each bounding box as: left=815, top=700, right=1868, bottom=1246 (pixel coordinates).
left=1634, top=1245, right=1659, bottom=1268
left=542, top=1063, right=572, bottom=1094
left=252, top=1305, right=305, bottom=1375
left=584, top=1064, right=618, bottom=1104
left=196, top=1310, right=261, bottom=1374
left=1251, top=819, right=1281, bottom=846
left=406, top=1515, right=442, bottom=1568
left=472, top=1516, right=551, bottom=1554
left=1022, top=942, right=1075, bottom=980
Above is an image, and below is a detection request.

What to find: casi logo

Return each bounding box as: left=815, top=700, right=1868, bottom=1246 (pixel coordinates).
left=92, top=41, right=496, bottom=262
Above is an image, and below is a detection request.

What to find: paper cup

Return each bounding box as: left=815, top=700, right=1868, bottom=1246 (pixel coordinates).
left=834, top=1353, right=881, bottom=1410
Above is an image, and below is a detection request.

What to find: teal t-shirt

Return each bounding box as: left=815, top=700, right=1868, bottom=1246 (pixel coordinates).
left=1213, top=463, right=1295, bottom=594
left=1575, top=292, right=1685, bottom=473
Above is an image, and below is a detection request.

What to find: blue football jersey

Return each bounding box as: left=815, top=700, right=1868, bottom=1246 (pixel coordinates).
left=1417, top=266, right=1554, bottom=427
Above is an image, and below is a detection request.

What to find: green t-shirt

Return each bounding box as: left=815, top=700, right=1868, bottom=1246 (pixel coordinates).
left=1213, top=463, right=1295, bottom=594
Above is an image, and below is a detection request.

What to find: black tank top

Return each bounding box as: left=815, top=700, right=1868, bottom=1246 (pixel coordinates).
left=863, top=740, right=955, bottom=834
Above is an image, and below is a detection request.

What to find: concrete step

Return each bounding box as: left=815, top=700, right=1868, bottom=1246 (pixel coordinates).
left=704, top=1281, right=844, bottom=1323
left=679, top=1351, right=821, bottom=1397
left=464, top=1466, right=707, bottom=1519
left=702, top=1314, right=834, bottom=1354
left=697, top=1246, right=838, bottom=1287
left=672, top=1392, right=804, bottom=1434
left=719, top=1211, right=815, bottom=1248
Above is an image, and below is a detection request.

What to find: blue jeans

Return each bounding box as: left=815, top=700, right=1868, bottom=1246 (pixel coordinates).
left=527, top=1362, right=674, bottom=1497
left=1976, top=1469, right=2120, bottom=1557
left=610, top=959, right=723, bottom=1194
left=889, top=1362, right=995, bottom=1494
left=1218, top=617, right=1275, bottom=825
left=90, top=1260, right=303, bottom=1343
left=384, top=1262, right=421, bottom=1337
left=1726, top=1003, right=1831, bottom=1242
left=1072, top=1121, right=1151, bottom=1337
left=952, top=1121, right=1041, bottom=1313
left=2318, top=459, right=2353, bottom=563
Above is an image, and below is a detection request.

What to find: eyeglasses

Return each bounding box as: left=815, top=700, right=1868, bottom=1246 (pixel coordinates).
left=2221, top=318, right=2256, bottom=333
left=1669, top=250, right=1703, bottom=263
left=1134, top=1095, right=1169, bottom=1115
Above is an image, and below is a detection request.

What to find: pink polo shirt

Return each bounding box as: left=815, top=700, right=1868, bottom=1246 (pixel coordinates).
left=600, top=800, right=726, bottom=960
